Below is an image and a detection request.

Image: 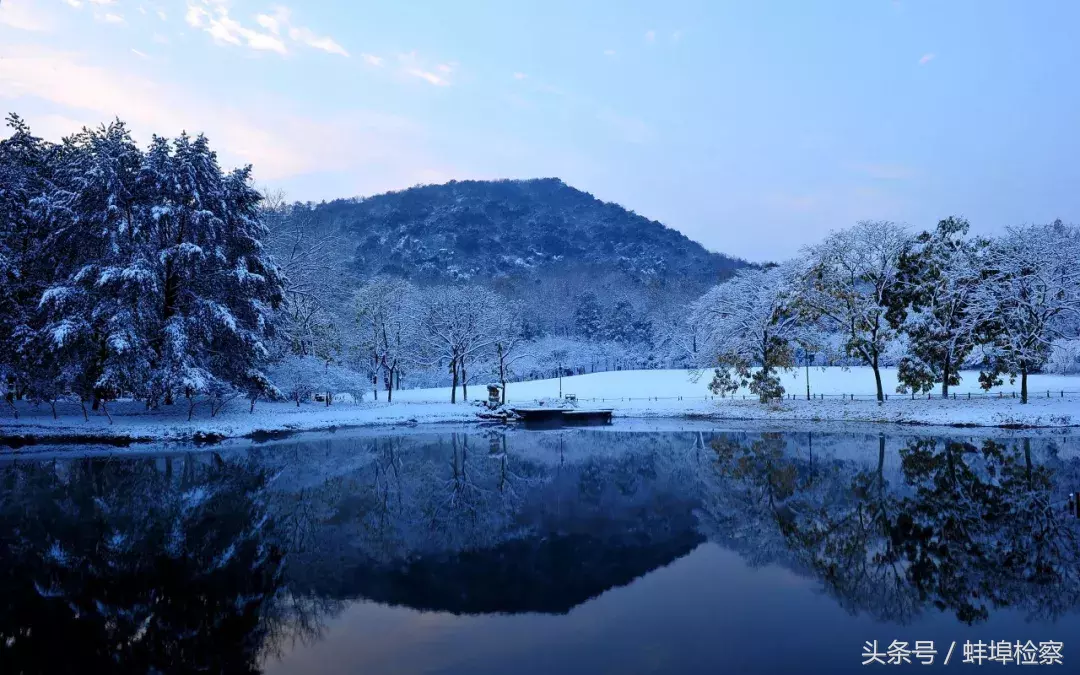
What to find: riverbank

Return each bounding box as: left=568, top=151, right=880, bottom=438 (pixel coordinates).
left=2, top=389, right=1077, bottom=448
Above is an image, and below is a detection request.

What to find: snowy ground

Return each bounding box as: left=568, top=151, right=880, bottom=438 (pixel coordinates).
left=2, top=367, right=1079, bottom=445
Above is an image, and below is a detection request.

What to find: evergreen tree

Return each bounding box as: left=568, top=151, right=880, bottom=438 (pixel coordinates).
left=572, top=291, right=603, bottom=339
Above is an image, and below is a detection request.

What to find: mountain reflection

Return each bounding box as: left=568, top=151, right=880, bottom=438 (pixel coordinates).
left=1, top=429, right=1079, bottom=672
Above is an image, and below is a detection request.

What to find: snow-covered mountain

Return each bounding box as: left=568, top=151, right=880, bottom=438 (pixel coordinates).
left=306, top=178, right=748, bottom=286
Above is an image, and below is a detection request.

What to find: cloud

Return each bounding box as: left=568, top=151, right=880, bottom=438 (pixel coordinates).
left=64, top=0, right=83, bottom=8
left=362, top=53, right=384, bottom=67
left=101, top=12, right=125, bottom=24
left=512, top=72, right=527, bottom=80
left=186, top=3, right=287, bottom=55
left=0, top=0, right=52, bottom=31
left=406, top=69, right=449, bottom=86
left=131, top=48, right=149, bottom=59
left=603, top=49, right=616, bottom=57
left=398, top=52, right=453, bottom=86
left=157, top=9, right=167, bottom=21
left=188, top=2, right=347, bottom=57
left=254, top=6, right=288, bottom=34
left=918, top=52, right=935, bottom=65
left=0, top=44, right=430, bottom=185
left=288, top=26, right=348, bottom=56
left=88, top=0, right=116, bottom=4
left=595, top=109, right=654, bottom=144
left=644, top=29, right=655, bottom=44
left=671, top=30, right=683, bottom=42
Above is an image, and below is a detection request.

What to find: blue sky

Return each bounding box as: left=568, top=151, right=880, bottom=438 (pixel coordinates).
left=1, top=0, right=1077, bottom=261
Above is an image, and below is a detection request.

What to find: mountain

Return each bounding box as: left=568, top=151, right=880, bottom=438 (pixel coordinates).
left=307, top=178, right=747, bottom=288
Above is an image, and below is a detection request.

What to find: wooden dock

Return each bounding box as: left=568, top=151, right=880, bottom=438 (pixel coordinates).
left=510, top=408, right=614, bottom=426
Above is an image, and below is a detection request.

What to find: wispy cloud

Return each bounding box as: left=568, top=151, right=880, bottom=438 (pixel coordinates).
left=187, top=4, right=288, bottom=54
left=288, top=26, right=348, bottom=56
left=918, top=52, right=935, bottom=65
left=512, top=72, right=527, bottom=80
left=187, top=2, right=348, bottom=57
left=88, top=0, right=116, bottom=4
left=398, top=52, right=453, bottom=86
left=130, top=48, right=149, bottom=59
left=0, top=44, right=432, bottom=185
left=157, top=9, right=167, bottom=21
left=64, top=0, right=83, bottom=8
left=603, top=48, right=616, bottom=57
left=0, top=0, right=52, bottom=31
left=644, top=29, right=656, bottom=44
left=101, top=13, right=125, bottom=24
left=362, top=53, right=384, bottom=67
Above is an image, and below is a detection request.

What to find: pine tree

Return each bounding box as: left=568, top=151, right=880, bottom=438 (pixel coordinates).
left=572, top=291, right=603, bottom=339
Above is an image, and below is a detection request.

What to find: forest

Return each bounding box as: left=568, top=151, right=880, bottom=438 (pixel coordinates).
left=2, top=114, right=1079, bottom=418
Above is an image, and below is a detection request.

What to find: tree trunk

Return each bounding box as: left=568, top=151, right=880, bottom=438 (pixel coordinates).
left=450, top=359, right=459, bottom=403
left=385, top=367, right=394, bottom=403
left=462, top=361, right=468, bottom=401
left=872, top=353, right=884, bottom=404
left=1021, top=367, right=1028, bottom=404
left=941, top=355, right=950, bottom=399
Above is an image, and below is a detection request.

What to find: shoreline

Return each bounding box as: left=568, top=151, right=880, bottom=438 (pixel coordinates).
left=2, top=394, right=1077, bottom=450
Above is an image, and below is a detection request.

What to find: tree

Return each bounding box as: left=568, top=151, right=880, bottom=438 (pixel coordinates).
left=263, top=194, right=347, bottom=361
left=974, top=222, right=1080, bottom=403
left=888, top=217, right=989, bottom=397
left=354, top=276, right=417, bottom=403
left=572, top=291, right=603, bottom=339
left=412, top=286, right=504, bottom=402
left=797, top=221, right=910, bottom=403
left=22, top=119, right=285, bottom=410
left=490, top=304, right=528, bottom=404
left=691, top=265, right=802, bottom=402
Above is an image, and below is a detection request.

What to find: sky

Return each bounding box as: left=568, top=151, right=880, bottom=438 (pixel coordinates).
left=1, top=0, right=1078, bottom=262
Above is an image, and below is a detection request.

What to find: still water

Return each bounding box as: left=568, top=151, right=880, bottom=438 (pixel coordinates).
left=2, top=425, right=1080, bottom=674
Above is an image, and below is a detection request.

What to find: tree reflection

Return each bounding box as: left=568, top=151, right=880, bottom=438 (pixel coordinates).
left=699, top=432, right=1080, bottom=625
left=0, top=454, right=328, bottom=674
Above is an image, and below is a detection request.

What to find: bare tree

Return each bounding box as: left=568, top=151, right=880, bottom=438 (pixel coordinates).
left=354, top=276, right=418, bottom=403
left=412, top=286, right=504, bottom=403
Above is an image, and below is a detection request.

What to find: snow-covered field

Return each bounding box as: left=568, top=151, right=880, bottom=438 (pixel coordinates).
left=2, top=367, right=1078, bottom=446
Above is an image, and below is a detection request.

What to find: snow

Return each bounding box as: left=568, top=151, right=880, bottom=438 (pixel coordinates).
left=1, top=367, right=1078, bottom=447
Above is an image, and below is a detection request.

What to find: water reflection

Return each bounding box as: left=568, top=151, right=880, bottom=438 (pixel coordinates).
left=1, top=428, right=1078, bottom=673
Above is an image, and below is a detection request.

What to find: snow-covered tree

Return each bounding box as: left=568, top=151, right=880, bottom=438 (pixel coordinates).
left=354, top=276, right=417, bottom=402
left=412, top=285, right=504, bottom=402
left=29, top=121, right=285, bottom=409
left=889, top=217, right=989, bottom=397
left=796, top=221, right=910, bottom=403
left=572, top=291, right=603, bottom=339
left=490, top=303, right=529, bottom=403
left=974, top=222, right=1080, bottom=403
left=263, top=193, right=347, bottom=361
left=691, top=265, right=802, bottom=402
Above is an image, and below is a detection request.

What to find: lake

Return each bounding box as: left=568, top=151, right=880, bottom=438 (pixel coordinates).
left=2, top=424, right=1079, bottom=674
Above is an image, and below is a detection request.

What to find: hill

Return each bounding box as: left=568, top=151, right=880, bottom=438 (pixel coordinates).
left=306, top=178, right=747, bottom=287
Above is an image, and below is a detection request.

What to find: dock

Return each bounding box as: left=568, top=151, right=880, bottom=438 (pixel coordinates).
left=509, top=408, right=614, bottom=426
